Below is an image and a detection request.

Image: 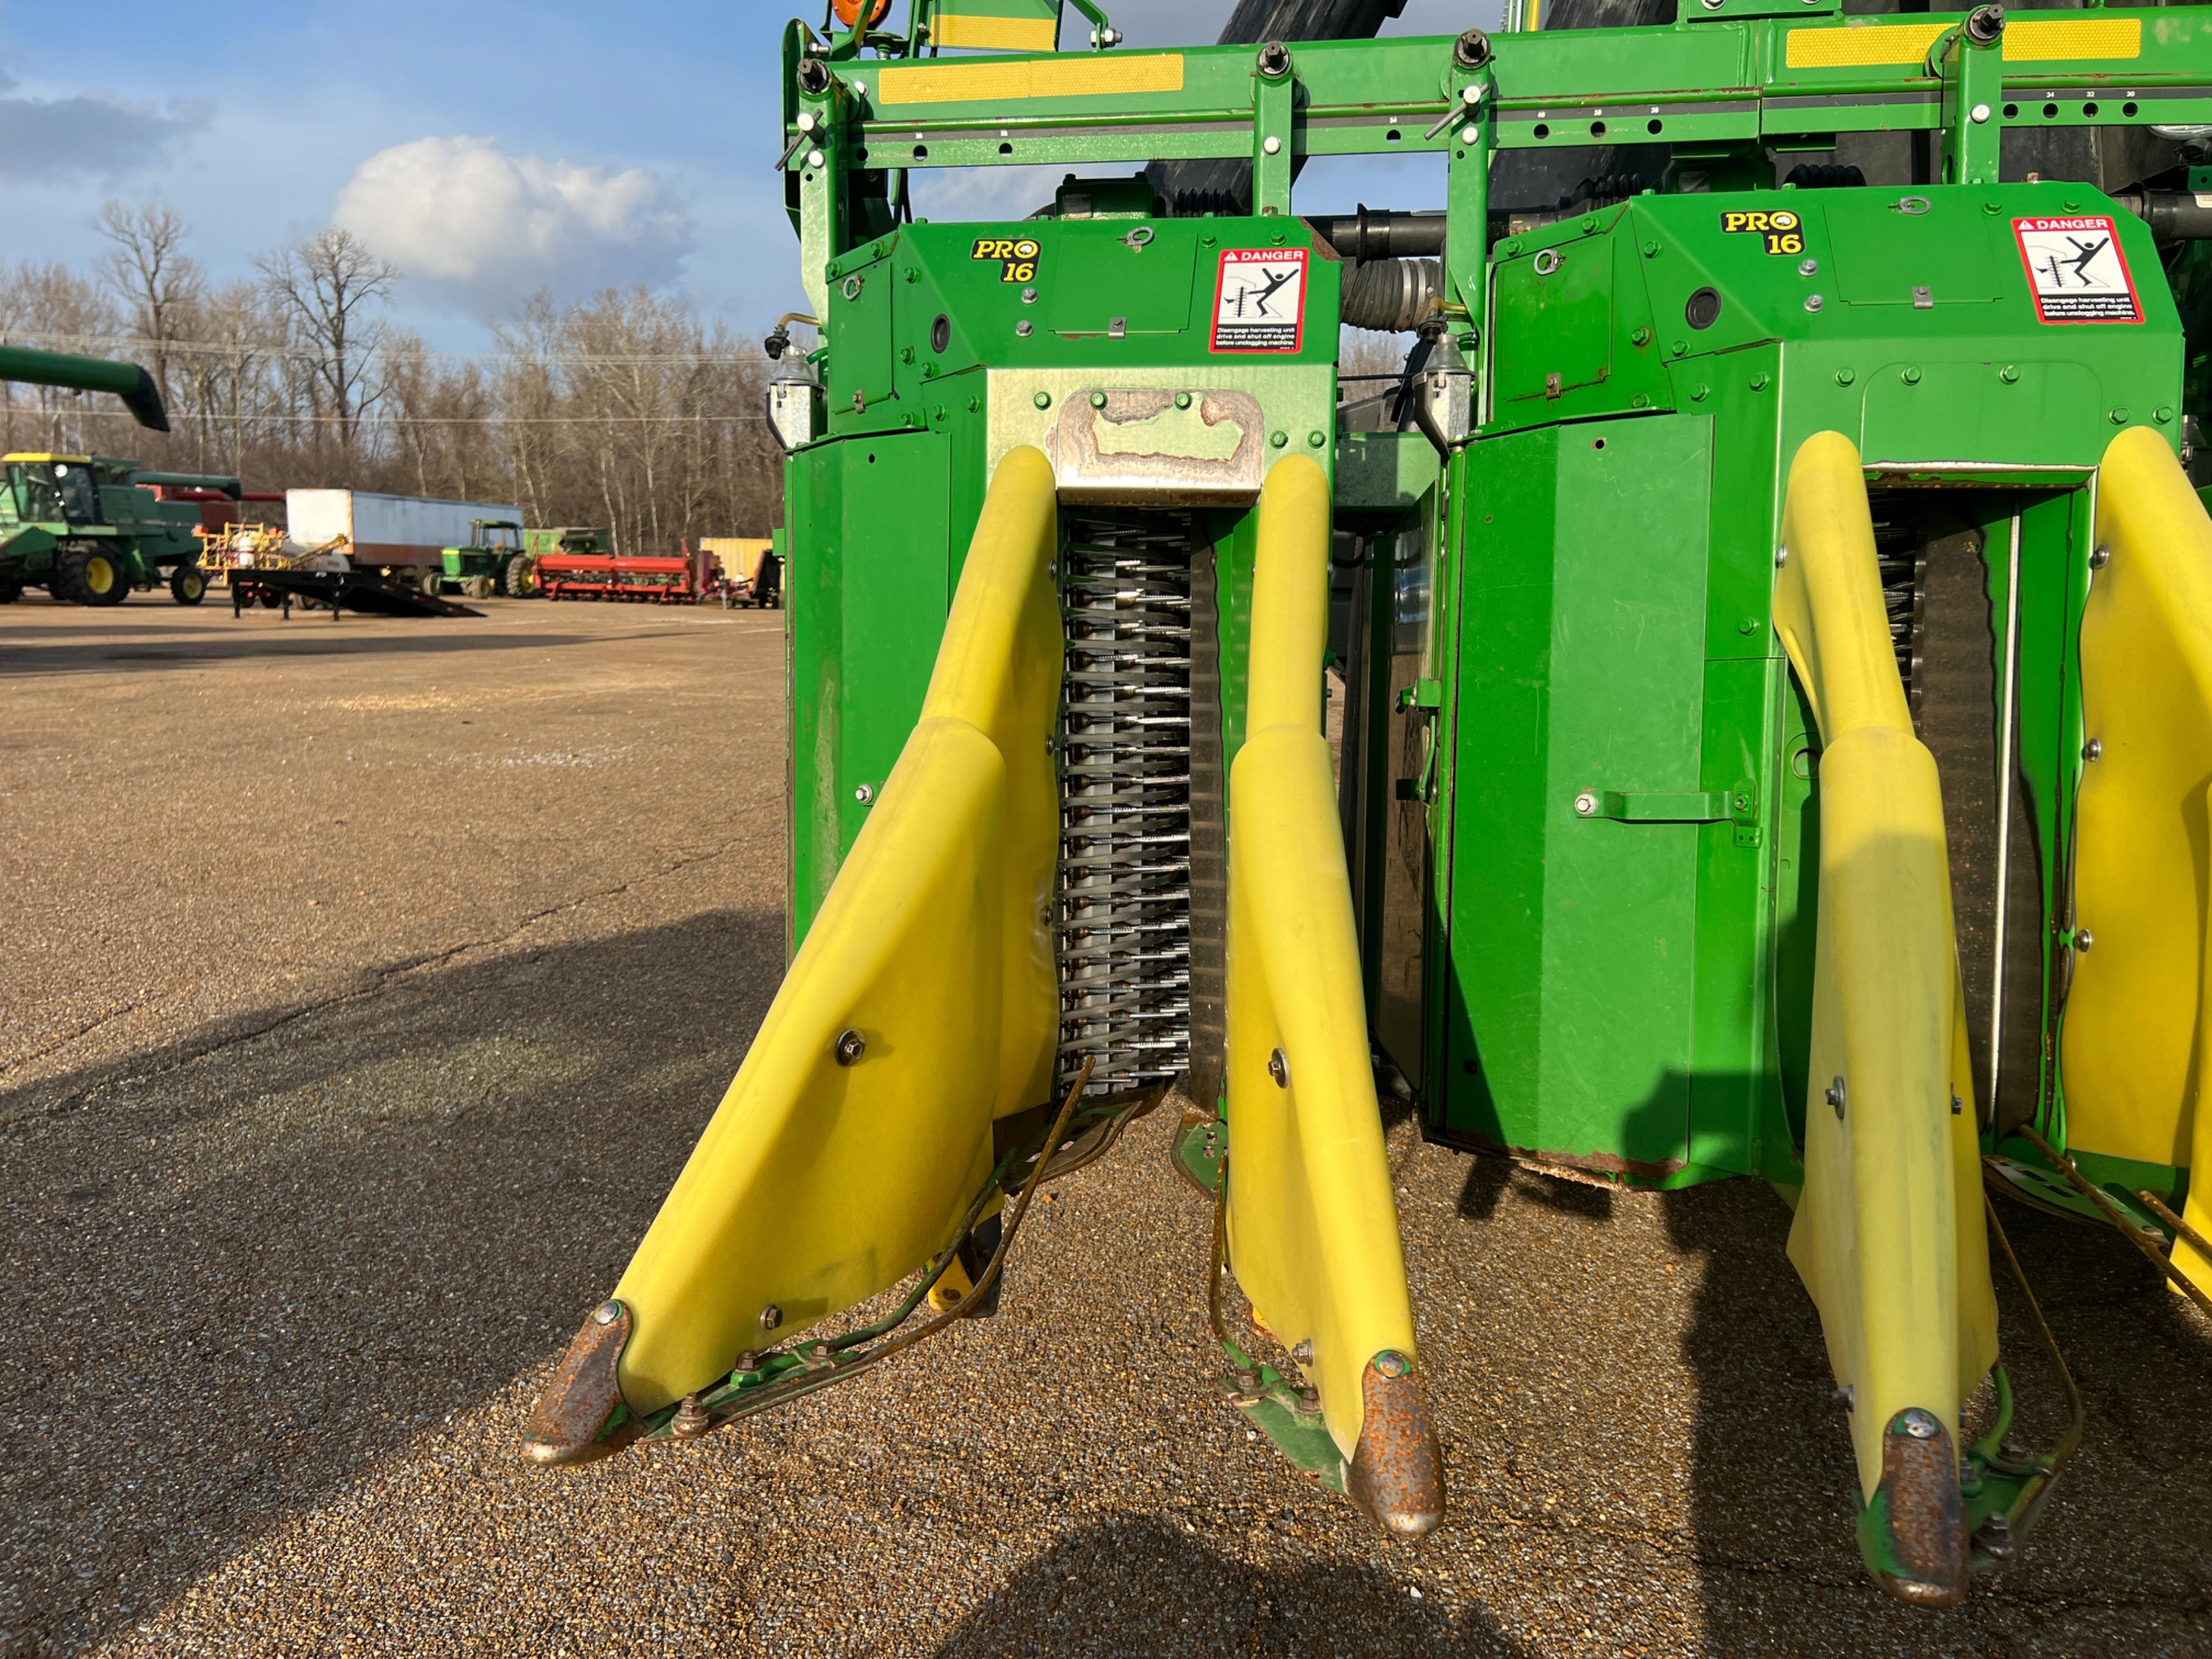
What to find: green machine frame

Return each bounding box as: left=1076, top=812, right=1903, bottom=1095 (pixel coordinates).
left=703, top=0, right=2212, bottom=1600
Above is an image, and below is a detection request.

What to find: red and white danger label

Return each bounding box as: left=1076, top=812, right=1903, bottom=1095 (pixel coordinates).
left=1210, top=247, right=1307, bottom=353
left=2013, top=215, right=2141, bottom=324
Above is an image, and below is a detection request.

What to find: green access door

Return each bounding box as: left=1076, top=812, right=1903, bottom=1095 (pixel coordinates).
left=1441, top=414, right=1715, bottom=1178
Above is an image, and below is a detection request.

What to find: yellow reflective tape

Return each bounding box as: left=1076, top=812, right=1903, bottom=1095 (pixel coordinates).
left=1785, top=23, right=1946, bottom=69
left=2005, top=17, right=2140, bottom=62
left=932, top=14, right=1060, bottom=51
left=1786, top=16, right=2140, bottom=68
left=878, top=51, right=1182, bottom=105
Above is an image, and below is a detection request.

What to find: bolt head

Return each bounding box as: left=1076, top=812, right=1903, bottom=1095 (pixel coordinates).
left=2083, top=738, right=2103, bottom=761
left=2075, top=929, right=2094, bottom=953
left=1262, top=134, right=1282, bottom=156
left=1461, top=125, right=1479, bottom=144
left=1267, top=1048, right=1290, bottom=1088
left=2090, top=543, right=2111, bottom=568
left=1971, top=103, right=1991, bottom=124
left=1373, top=1350, right=1412, bottom=1379
left=1897, top=1408, right=1942, bottom=1441
left=854, top=782, right=873, bottom=804
left=1016, top=320, right=1034, bottom=338
left=834, top=1028, right=866, bottom=1066
left=1798, top=257, right=1819, bottom=277
left=593, top=1300, right=622, bottom=1326
left=1574, top=790, right=1599, bottom=817
left=806, top=149, right=825, bottom=171
left=1826, top=1076, right=1847, bottom=1118
left=759, top=1303, right=783, bottom=1331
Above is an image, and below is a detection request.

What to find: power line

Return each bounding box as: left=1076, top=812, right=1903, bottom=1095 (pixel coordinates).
left=0, top=406, right=768, bottom=426
left=0, top=330, right=778, bottom=369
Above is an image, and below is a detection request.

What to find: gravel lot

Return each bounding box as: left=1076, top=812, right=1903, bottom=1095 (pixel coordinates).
left=3, top=593, right=2207, bottom=1658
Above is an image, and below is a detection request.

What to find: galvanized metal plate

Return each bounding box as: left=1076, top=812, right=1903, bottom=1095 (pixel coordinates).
left=1049, top=388, right=1266, bottom=505
left=987, top=365, right=1334, bottom=503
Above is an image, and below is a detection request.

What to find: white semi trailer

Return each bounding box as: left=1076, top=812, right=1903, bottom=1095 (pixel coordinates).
left=285, top=489, right=524, bottom=590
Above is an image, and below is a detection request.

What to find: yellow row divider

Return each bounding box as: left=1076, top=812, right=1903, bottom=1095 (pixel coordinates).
left=591, top=444, right=1064, bottom=1419
left=2068, top=425, right=2212, bottom=1299
left=1772, top=431, right=1999, bottom=1605
left=1224, top=453, right=1442, bottom=1535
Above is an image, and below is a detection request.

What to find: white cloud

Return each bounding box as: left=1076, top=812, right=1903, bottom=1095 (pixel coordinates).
left=333, top=135, right=693, bottom=319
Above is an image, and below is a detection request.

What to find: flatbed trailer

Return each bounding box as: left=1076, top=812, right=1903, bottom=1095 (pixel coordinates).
left=228, top=566, right=482, bottom=620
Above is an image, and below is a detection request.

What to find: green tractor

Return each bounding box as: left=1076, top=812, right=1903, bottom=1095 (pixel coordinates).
left=433, top=519, right=530, bottom=600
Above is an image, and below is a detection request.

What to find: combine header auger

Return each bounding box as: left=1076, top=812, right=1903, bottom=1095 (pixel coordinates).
left=529, top=0, right=2212, bottom=1600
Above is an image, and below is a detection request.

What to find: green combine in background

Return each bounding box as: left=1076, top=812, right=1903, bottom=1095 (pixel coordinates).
left=524, top=0, right=2212, bottom=1605
left=0, top=346, right=210, bottom=606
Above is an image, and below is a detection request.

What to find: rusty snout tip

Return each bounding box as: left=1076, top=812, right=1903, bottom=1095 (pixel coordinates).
left=519, top=1298, right=635, bottom=1468
left=1863, top=1406, right=1969, bottom=1608
left=1346, top=1350, right=1446, bottom=1539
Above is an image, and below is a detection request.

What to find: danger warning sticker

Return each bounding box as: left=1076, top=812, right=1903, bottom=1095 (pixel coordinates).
left=1210, top=247, right=1307, bottom=353
left=2013, top=216, right=2142, bottom=324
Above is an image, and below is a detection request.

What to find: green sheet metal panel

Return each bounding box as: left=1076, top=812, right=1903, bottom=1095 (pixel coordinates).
left=1444, top=413, right=1714, bottom=1178
left=1490, top=234, right=1616, bottom=410
left=786, top=430, right=953, bottom=947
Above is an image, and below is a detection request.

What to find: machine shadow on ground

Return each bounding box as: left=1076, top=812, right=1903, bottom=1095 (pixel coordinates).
left=0, top=624, right=647, bottom=677
left=1664, top=1175, right=2212, bottom=1652
left=0, top=908, right=781, bottom=1657
left=1433, top=1051, right=2211, bottom=1652
left=929, top=1516, right=1530, bottom=1659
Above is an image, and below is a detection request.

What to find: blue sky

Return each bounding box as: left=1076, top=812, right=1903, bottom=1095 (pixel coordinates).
left=0, top=0, right=1501, bottom=351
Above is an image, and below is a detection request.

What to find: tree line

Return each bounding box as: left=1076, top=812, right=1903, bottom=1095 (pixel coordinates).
left=0, top=203, right=787, bottom=555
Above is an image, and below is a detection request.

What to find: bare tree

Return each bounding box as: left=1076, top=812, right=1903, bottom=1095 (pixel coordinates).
left=173, top=278, right=289, bottom=477
left=0, top=261, right=122, bottom=453
left=253, top=226, right=396, bottom=459
left=95, top=200, right=204, bottom=416
left=1, top=215, right=786, bottom=537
